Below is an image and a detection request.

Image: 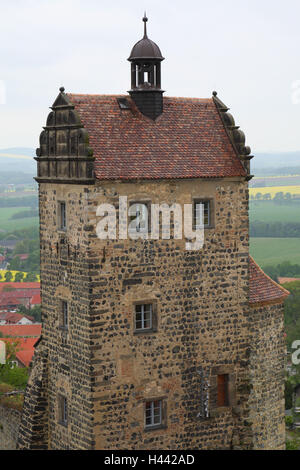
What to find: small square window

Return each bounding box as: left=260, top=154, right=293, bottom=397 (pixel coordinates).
left=193, top=200, right=211, bottom=229
left=58, top=202, right=67, bottom=231
left=135, top=304, right=153, bottom=332
left=58, top=395, right=68, bottom=426
left=145, top=400, right=162, bottom=429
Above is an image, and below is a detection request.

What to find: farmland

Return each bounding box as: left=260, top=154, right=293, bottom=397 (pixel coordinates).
left=250, top=201, right=299, bottom=223
left=250, top=185, right=300, bottom=198
left=0, top=207, right=39, bottom=232
left=250, top=238, right=300, bottom=267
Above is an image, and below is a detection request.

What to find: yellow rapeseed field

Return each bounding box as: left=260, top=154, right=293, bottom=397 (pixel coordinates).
left=0, top=270, right=40, bottom=282
left=250, top=185, right=300, bottom=198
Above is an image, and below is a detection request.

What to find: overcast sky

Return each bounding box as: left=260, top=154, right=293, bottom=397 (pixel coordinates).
left=0, top=0, right=300, bottom=153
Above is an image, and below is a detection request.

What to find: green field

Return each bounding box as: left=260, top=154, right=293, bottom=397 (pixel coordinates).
left=0, top=207, right=39, bottom=232
left=250, top=201, right=299, bottom=223
left=250, top=238, right=300, bottom=267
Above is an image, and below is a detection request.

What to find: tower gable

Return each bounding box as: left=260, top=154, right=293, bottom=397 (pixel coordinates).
left=35, top=87, right=95, bottom=184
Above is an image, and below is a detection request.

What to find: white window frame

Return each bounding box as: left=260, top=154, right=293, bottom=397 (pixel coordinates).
left=135, top=304, right=153, bottom=331
left=145, top=400, right=162, bottom=428
left=194, top=200, right=210, bottom=229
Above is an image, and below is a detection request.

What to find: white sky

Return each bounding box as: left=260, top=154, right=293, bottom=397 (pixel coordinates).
left=0, top=0, right=300, bottom=152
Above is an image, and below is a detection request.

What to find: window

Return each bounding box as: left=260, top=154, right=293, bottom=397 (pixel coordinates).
left=58, top=395, right=68, bottom=426
left=217, top=374, right=229, bottom=407
left=59, top=202, right=66, bottom=231
left=135, top=304, right=153, bottom=332
left=61, top=301, right=68, bottom=330
left=128, top=202, right=150, bottom=234
left=193, top=200, right=211, bottom=229
left=145, top=400, right=162, bottom=429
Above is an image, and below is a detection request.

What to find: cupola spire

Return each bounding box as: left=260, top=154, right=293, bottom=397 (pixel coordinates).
left=128, top=15, right=165, bottom=120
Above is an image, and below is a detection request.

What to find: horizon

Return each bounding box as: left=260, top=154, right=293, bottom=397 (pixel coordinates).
left=0, top=0, right=300, bottom=153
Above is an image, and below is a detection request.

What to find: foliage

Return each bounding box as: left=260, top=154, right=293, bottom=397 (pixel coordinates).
left=250, top=221, right=300, bottom=238
left=0, top=340, right=29, bottom=390
left=17, top=304, right=41, bottom=323
left=286, top=439, right=300, bottom=450
left=10, top=209, right=38, bottom=219
left=282, top=282, right=300, bottom=349
left=263, top=262, right=300, bottom=281
left=285, top=415, right=294, bottom=428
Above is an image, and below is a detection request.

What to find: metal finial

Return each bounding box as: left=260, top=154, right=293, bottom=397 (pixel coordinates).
left=143, top=12, right=148, bottom=38
left=212, top=91, right=217, bottom=97
left=59, top=86, right=65, bottom=93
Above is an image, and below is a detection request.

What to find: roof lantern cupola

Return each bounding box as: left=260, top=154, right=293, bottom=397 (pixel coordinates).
left=128, top=14, right=165, bottom=120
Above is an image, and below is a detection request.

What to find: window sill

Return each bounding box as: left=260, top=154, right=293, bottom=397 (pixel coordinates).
left=134, top=329, right=157, bottom=336
left=209, top=407, right=232, bottom=417
left=144, top=424, right=167, bottom=433
left=58, top=421, right=68, bottom=428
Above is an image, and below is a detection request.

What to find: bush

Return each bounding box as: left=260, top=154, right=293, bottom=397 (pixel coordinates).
left=0, top=365, right=28, bottom=389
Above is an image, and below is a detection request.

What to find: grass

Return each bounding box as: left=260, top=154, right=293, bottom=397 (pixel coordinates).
left=250, top=201, right=300, bottom=223
left=250, top=238, right=300, bottom=267
left=0, top=382, right=24, bottom=411
left=250, top=185, right=300, bottom=198
left=0, top=206, right=38, bottom=232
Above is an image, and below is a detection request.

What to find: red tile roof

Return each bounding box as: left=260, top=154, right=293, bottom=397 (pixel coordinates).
left=1, top=337, right=39, bottom=367
left=0, top=282, right=40, bottom=293
left=67, top=94, right=247, bottom=181
left=0, top=312, right=34, bottom=324
left=278, top=277, right=300, bottom=284
left=31, top=293, right=41, bottom=305
left=249, top=257, right=290, bottom=305
left=0, top=324, right=41, bottom=337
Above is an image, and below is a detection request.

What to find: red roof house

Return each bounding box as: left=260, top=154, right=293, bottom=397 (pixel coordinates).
left=0, top=324, right=42, bottom=338
left=1, top=337, right=39, bottom=367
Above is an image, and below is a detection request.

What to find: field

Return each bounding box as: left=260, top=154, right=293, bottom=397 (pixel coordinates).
left=250, top=185, right=300, bottom=198
left=250, top=238, right=300, bottom=267
left=250, top=201, right=300, bottom=223
left=0, top=270, right=40, bottom=282
left=250, top=175, right=300, bottom=187
left=0, top=207, right=39, bottom=232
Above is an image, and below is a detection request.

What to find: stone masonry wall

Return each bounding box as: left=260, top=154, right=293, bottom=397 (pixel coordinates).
left=0, top=405, right=21, bottom=450
left=34, top=183, right=97, bottom=449
left=248, top=301, right=286, bottom=450
left=22, top=176, right=285, bottom=449
left=87, top=177, right=252, bottom=450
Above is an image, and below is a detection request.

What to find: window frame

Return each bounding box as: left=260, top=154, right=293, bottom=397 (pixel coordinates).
left=61, top=300, right=68, bottom=331
left=58, top=394, right=68, bottom=427
left=58, top=201, right=67, bottom=232
left=133, top=301, right=157, bottom=335
left=144, top=399, right=165, bottom=431
left=193, top=198, right=214, bottom=230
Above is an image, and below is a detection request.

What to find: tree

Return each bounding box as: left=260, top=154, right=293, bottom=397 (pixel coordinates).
left=24, top=272, right=38, bottom=282
left=4, top=271, right=13, bottom=282
left=14, top=272, right=24, bottom=282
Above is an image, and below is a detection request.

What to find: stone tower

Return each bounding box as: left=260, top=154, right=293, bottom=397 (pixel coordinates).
left=17, top=17, right=289, bottom=450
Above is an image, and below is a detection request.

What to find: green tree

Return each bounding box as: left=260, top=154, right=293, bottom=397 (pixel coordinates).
left=4, top=271, right=13, bottom=282
left=14, top=272, right=24, bottom=282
